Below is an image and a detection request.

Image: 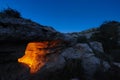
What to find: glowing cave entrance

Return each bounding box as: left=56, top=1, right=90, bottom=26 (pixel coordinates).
left=18, top=40, right=60, bottom=73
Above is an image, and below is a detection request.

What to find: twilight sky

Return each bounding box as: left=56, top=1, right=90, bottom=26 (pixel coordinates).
left=0, top=0, right=120, bottom=32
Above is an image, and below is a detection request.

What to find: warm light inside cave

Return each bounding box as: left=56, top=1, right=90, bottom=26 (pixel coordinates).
left=18, top=40, right=61, bottom=73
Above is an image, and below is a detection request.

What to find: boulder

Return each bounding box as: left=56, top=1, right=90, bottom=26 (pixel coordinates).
left=60, top=42, right=111, bottom=80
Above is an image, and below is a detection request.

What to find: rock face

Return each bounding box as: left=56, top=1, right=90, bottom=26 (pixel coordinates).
left=0, top=17, right=63, bottom=42
left=91, top=21, right=120, bottom=62
left=0, top=9, right=64, bottom=80
left=0, top=63, right=30, bottom=80
left=58, top=42, right=110, bottom=80
left=33, top=41, right=119, bottom=80
left=0, top=9, right=120, bottom=80
left=0, top=42, right=27, bottom=63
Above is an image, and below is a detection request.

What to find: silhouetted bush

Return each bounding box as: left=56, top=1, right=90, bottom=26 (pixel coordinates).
left=0, top=8, right=21, bottom=18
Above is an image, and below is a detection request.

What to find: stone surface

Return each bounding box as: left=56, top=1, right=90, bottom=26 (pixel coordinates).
left=0, top=62, right=30, bottom=80
left=92, top=21, right=120, bottom=62
left=60, top=42, right=111, bottom=80
left=0, top=42, right=27, bottom=63
left=0, top=17, right=63, bottom=42
left=30, top=55, right=66, bottom=80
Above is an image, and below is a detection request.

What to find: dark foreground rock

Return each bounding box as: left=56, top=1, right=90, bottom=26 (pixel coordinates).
left=0, top=42, right=27, bottom=63
left=0, top=62, right=30, bottom=80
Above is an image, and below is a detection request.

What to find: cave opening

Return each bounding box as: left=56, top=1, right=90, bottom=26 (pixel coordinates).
left=18, top=40, right=62, bottom=73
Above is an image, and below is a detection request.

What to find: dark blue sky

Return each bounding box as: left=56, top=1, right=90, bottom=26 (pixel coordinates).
left=0, top=0, right=120, bottom=32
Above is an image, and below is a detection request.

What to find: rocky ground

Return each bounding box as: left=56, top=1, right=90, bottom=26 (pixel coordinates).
left=0, top=8, right=120, bottom=80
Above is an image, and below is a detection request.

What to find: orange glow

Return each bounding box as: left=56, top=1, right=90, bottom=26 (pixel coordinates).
left=18, top=40, right=60, bottom=73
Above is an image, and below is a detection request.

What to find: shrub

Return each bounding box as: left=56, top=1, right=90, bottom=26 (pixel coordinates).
left=0, top=8, right=21, bottom=18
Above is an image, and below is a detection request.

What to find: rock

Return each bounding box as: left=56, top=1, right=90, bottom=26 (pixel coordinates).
left=100, top=21, right=120, bottom=47
left=116, top=25, right=120, bottom=46
left=81, top=55, right=100, bottom=80
left=60, top=42, right=111, bottom=80
left=61, top=47, right=83, bottom=59
left=74, top=43, right=101, bottom=80
left=90, top=41, right=104, bottom=52
left=92, top=21, right=120, bottom=62
left=0, top=9, right=64, bottom=80
left=0, top=9, right=120, bottom=80
left=0, top=42, right=27, bottom=63
left=0, top=62, right=30, bottom=80
left=70, top=78, right=80, bottom=80
left=30, top=55, right=66, bottom=80
left=42, top=55, right=66, bottom=72
left=0, top=17, right=63, bottom=42
left=114, top=62, right=120, bottom=68
left=63, top=32, right=93, bottom=46
left=62, top=33, right=78, bottom=46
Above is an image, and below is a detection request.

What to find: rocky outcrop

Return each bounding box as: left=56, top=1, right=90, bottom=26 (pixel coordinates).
left=60, top=42, right=111, bottom=80
left=0, top=9, right=64, bottom=80
left=91, top=21, right=120, bottom=62
left=31, top=41, right=114, bottom=80
left=0, top=9, right=120, bottom=80
left=0, top=18, right=63, bottom=42
left=36, top=41, right=120, bottom=80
